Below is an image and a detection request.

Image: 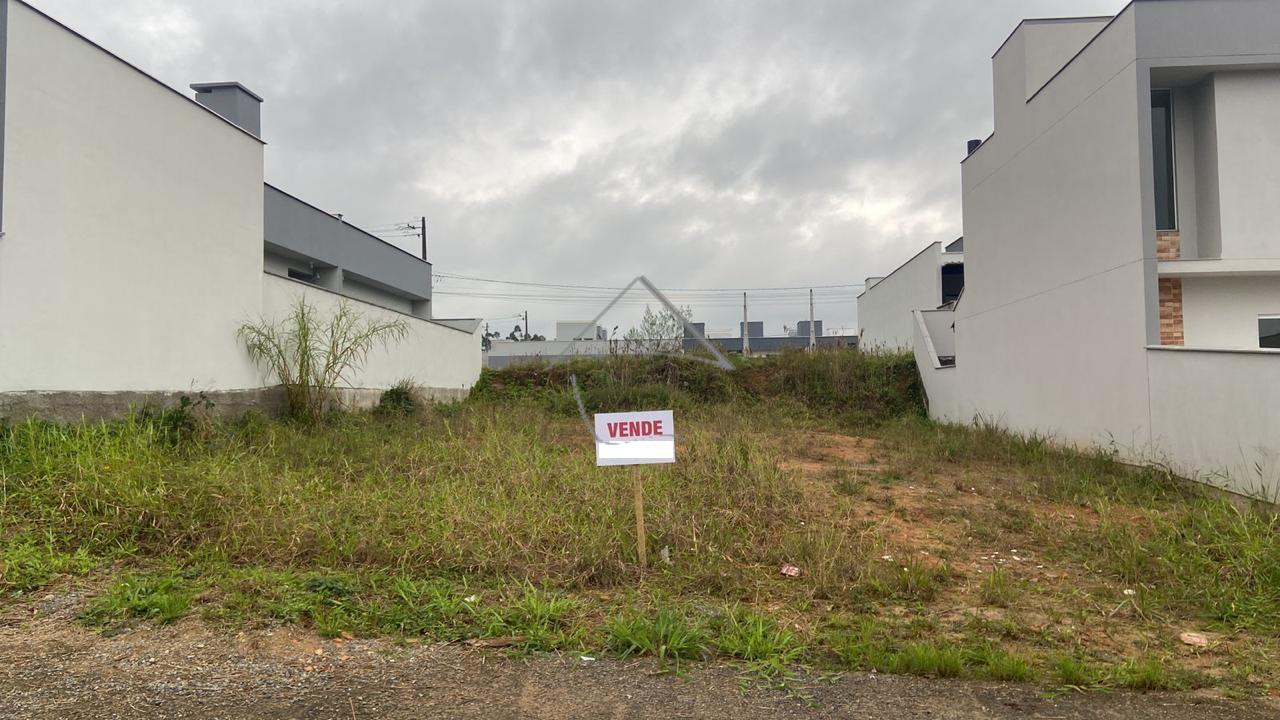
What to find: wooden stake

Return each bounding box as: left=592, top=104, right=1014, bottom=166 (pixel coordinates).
left=632, top=465, right=647, bottom=568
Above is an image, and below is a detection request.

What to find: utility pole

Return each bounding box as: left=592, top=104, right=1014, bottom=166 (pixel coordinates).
left=524, top=310, right=530, bottom=341
left=809, top=288, right=816, bottom=353
left=742, top=292, right=750, bottom=357
left=419, top=216, right=427, bottom=260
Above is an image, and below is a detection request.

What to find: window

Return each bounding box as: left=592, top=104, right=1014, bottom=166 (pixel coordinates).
left=941, top=264, right=964, bottom=304
left=287, top=268, right=319, bottom=284
left=1151, top=89, right=1177, bottom=231
left=1260, top=316, right=1280, bottom=349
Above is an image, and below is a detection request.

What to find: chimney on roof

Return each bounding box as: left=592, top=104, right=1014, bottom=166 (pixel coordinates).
left=190, top=82, right=263, bottom=138
left=966, top=139, right=982, bottom=155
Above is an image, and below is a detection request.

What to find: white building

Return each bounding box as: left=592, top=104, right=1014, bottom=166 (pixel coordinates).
left=914, top=1, right=1280, bottom=500
left=856, top=238, right=963, bottom=351
left=0, top=1, right=482, bottom=420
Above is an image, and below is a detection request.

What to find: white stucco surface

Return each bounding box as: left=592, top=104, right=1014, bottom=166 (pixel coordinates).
left=956, top=10, right=1154, bottom=449
left=912, top=310, right=958, bottom=422
left=0, top=1, right=265, bottom=392
left=857, top=242, right=959, bottom=351
left=260, top=274, right=480, bottom=393
left=1020, top=18, right=1111, bottom=100
left=0, top=2, right=480, bottom=406
left=1208, top=70, right=1280, bottom=261
left=1147, top=347, right=1280, bottom=500
left=1182, top=276, right=1280, bottom=350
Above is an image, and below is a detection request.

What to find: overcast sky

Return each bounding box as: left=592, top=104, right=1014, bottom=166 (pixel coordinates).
left=39, top=0, right=1119, bottom=337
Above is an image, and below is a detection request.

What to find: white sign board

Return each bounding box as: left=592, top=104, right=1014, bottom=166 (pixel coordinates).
left=594, top=410, right=676, bottom=467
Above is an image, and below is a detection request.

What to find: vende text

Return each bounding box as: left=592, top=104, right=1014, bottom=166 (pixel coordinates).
left=606, top=420, right=664, bottom=438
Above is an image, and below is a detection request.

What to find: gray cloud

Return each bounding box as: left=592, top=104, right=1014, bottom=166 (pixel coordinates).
left=35, top=0, right=1120, bottom=335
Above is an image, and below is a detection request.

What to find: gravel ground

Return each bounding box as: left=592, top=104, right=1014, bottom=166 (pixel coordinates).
left=2, top=591, right=1277, bottom=720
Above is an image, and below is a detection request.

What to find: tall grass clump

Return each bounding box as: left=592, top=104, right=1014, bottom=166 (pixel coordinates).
left=742, top=349, right=923, bottom=426
left=238, top=298, right=408, bottom=424
left=472, top=350, right=923, bottom=427
left=1094, top=500, right=1280, bottom=632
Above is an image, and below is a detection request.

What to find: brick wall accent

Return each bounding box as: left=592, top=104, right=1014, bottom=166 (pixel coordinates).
left=1159, top=277, right=1184, bottom=346
left=1156, top=230, right=1180, bottom=260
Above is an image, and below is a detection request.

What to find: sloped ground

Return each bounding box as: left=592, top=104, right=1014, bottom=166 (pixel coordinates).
left=4, top=354, right=1279, bottom=710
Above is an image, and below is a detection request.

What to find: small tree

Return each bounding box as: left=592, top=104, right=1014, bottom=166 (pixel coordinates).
left=239, top=298, right=409, bottom=424
left=623, top=305, right=691, bottom=354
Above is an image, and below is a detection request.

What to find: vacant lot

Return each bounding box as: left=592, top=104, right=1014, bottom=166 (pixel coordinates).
left=2, top=352, right=1278, bottom=707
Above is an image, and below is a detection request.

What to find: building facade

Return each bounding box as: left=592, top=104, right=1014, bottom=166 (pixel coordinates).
left=0, top=0, right=481, bottom=420
left=914, top=0, right=1280, bottom=499
left=856, top=238, right=963, bottom=351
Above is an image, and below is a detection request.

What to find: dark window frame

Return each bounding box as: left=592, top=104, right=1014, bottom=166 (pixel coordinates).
left=287, top=267, right=320, bottom=285
left=1151, top=89, right=1177, bottom=231
left=1260, top=315, right=1280, bottom=349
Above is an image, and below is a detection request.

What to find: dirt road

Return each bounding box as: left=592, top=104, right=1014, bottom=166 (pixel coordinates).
left=3, top=594, right=1276, bottom=720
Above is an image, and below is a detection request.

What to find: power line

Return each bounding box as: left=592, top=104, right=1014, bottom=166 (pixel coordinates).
left=433, top=271, right=863, bottom=293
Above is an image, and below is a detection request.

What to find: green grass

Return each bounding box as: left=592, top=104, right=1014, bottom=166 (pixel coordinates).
left=83, top=569, right=197, bottom=625
left=0, top=538, right=96, bottom=596
left=713, top=606, right=804, bottom=676
left=607, top=608, right=710, bottom=672
left=2, top=352, right=1278, bottom=696
left=980, top=566, right=1016, bottom=608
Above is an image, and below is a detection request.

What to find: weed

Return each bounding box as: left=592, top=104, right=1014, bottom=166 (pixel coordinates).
left=377, top=380, right=419, bottom=417
left=713, top=606, right=804, bottom=675
left=966, top=644, right=1034, bottom=681
left=869, top=557, right=953, bottom=603
left=84, top=570, right=196, bottom=625
left=1052, top=653, right=1100, bottom=687
left=1113, top=656, right=1182, bottom=691
left=607, top=609, right=709, bottom=672
left=826, top=617, right=890, bottom=670
left=0, top=539, right=95, bottom=595
left=885, top=642, right=965, bottom=678
left=239, top=298, right=409, bottom=424
left=980, top=566, right=1016, bottom=607
left=482, top=583, right=581, bottom=652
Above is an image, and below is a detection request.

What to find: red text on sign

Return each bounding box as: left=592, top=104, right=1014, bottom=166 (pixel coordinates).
left=606, top=420, right=664, bottom=438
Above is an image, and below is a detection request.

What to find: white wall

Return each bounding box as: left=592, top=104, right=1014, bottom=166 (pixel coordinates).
left=1182, top=276, right=1280, bottom=350
left=912, top=310, right=959, bottom=422
left=338, top=275, right=414, bottom=316
left=0, top=1, right=265, bottom=392
left=1210, top=70, right=1280, bottom=261
left=1147, top=347, right=1280, bottom=500
left=955, top=9, right=1155, bottom=449
left=261, top=274, right=480, bottom=393
left=1021, top=18, right=1111, bottom=99
left=856, top=242, right=947, bottom=351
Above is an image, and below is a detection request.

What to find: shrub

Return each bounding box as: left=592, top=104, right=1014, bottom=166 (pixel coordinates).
left=238, top=299, right=408, bottom=424
left=377, top=379, right=419, bottom=416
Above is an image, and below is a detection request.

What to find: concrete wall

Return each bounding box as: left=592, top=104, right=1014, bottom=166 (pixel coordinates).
left=912, top=309, right=959, bottom=422
left=260, top=274, right=480, bottom=398
left=1020, top=18, right=1112, bottom=99
left=1189, top=78, right=1222, bottom=258
left=486, top=340, right=612, bottom=369
left=857, top=242, right=947, bottom=351
left=1170, top=85, right=1200, bottom=257
left=956, top=8, right=1154, bottom=449
left=0, top=2, right=479, bottom=418
left=1182, top=276, right=1280, bottom=349
left=264, top=184, right=432, bottom=317
left=339, top=274, right=415, bottom=316
left=1147, top=347, right=1280, bottom=500
left=1209, top=70, right=1280, bottom=260
left=0, top=1, right=265, bottom=393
